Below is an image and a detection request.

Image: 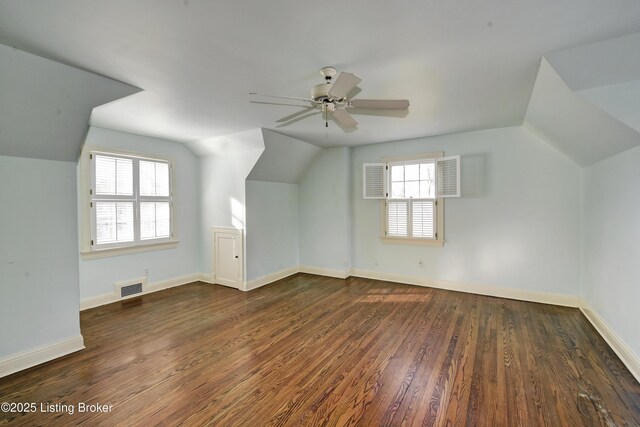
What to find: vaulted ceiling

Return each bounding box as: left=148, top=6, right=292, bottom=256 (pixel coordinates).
left=1, top=0, right=639, bottom=152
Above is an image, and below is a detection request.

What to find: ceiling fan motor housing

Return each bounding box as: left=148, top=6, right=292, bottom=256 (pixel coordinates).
left=311, top=83, right=331, bottom=102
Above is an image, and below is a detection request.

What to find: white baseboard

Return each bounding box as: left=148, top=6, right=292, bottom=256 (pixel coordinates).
left=244, top=266, right=299, bottom=291
left=299, top=265, right=350, bottom=279
left=0, top=334, right=85, bottom=378
left=80, top=273, right=203, bottom=311
left=349, top=268, right=581, bottom=307
left=579, top=303, right=640, bottom=383
left=196, top=273, right=216, bottom=285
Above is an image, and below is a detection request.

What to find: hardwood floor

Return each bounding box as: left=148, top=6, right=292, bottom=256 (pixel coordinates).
left=1, top=274, right=639, bottom=426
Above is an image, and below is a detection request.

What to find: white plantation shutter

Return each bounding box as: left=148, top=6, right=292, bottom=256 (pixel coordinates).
left=140, top=160, right=170, bottom=197
left=95, top=155, right=133, bottom=196
left=140, top=202, right=171, bottom=240
left=412, top=200, right=435, bottom=239
left=95, top=202, right=135, bottom=244
left=386, top=201, right=408, bottom=237
left=363, top=163, right=387, bottom=199
left=90, top=151, right=173, bottom=249
left=437, top=155, right=460, bottom=198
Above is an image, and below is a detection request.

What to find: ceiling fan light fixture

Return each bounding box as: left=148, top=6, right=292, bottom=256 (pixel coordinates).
left=249, top=67, right=410, bottom=132
left=320, top=66, right=337, bottom=82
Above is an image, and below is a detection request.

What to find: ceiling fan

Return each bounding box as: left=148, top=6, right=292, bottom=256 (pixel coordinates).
left=250, top=66, right=410, bottom=131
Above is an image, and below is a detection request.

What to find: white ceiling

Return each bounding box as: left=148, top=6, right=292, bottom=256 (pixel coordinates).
left=1, top=1, right=640, bottom=148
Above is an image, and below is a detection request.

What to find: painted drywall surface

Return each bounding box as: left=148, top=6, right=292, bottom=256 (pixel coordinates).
left=0, top=156, right=80, bottom=357
left=524, top=58, right=640, bottom=167
left=247, top=130, right=322, bottom=184
left=577, top=79, right=640, bottom=135
left=78, top=127, right=200, bottom=299
left=299, top=147, right=351, bottom=273
left=199, top=148, right=263, bottom=276
left=0, top=43, right=139, bottom=162
left=582, top=145, right=640, bottom=357
left=350, top=126, right=581, bottom=296
left=245, top=181, right=299, bottom=281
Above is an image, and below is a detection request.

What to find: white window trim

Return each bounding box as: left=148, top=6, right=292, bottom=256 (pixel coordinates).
left=380, top=151, right=445, bottom=246
left=79, top=145, right=178, bottom=259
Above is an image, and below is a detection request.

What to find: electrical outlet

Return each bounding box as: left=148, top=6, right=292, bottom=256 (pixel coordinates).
left=418, top=259, right=424, bottom=268
left=145, top=268, right=149, bottom=276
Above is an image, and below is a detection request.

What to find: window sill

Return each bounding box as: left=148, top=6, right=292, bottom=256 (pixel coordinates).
left=80, top=240, right=179, bottom=260
left=381, top=237, right=444, bottom=247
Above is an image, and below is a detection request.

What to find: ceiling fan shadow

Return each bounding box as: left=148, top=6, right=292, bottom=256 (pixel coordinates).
left=275, top=111, right=321, bottom=128
left=276, top=107, right=316, bottom=123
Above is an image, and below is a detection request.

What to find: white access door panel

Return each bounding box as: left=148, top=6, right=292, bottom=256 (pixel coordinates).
left=213, top=228, right=243, bottom=289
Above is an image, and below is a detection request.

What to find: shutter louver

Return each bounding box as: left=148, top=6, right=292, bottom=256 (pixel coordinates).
left=437, top=155, right=460, bottom=198
left=363, top=163, right=386, bottom=199
left=412, top=200, right=435, bottom=239
left=387, top=201, right=408, bottom=237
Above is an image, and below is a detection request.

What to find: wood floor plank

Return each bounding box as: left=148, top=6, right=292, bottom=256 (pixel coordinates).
left=1, top=274, right=639, bottom=426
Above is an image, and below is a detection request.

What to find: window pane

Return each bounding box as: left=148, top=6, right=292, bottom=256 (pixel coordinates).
left=155, top=163, right=170, bottom=197
left=156, top=202, right=171, bottom=238
left=116, top=203, right=134, bottom=242
left=140, top=202, right=171, bottom=240
left=405, top=181, right=419, bottom=198
left=95, top=202, right=134, bottom=245
left=140, top=160, right=170, bottom=197
left=95, top=155, right=132, bottom=196
left=391, top=165, right=404, bottom=182
left=405, top=164, right=419, bottom=181
left=412, top=200, right=435, bottom=238
left=139, top=161, right=155, bottom=196
left=115, top=158, right=133, bottom=196
left=95, top=202, right=116, bottom=244
left=95, top=156, right=115, bottom=195
left=140, top=202, right=155, bottom=240
left=419, top=163, right=435, bottom=198
left=391, top=182, right=404, bottom=198
left=387, top=201, right=408, bottom=237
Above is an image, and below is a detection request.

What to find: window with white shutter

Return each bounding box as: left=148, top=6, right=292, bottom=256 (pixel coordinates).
left=362, top=163, right=387, bottom=199
left=366, top=152, right=459, bottom=243
left=90, top=152, right=173, bottom=250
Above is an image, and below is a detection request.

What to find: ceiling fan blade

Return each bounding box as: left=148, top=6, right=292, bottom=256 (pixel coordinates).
left=276, top=107, right=316, bottom=123
left=250, top=100, right=311, bottom=108
left=249, top=92, right=313, bottom=103
left=348, top=107, right=409, bottom=118
left=331, top=108, right=358, bottom=128
left=349, top=99, right=409, bottom=110
left=276, top=111, right=321, bottom=128
left=328, top=72, right=362, bottom=99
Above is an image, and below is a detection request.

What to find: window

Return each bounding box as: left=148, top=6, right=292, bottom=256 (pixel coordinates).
left=90, top=152, right=173, bottom=250
left=387, top=159, right=438, bottom=239
left=363, top=153, right=460, bottom=244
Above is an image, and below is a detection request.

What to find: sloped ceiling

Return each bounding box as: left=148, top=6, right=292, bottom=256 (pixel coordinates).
left=524, top=33, right=640, bottom=166
left=0, top=44, right=140, bottom=161
left=1, top=1, right=639, bottom=149
left=247, top=130, right=322, bottom=184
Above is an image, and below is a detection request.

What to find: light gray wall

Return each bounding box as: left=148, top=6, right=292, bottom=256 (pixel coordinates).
left=199, top=149, right=263, bottom=276
left=245, top=181, right=299, bottom=281
left=0, top=155, right=81, bottom=357
left=350, top=126, right=582, bottom=296
left=78, top=127, right=201, bottom=300
left=299, top=147, right=351, bottom=273
left=582, top=145, right=640, bottom=358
